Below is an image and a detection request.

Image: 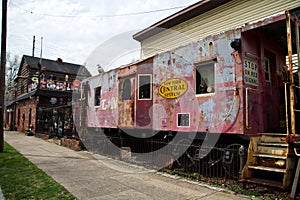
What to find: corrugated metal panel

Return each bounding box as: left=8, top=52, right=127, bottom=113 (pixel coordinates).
left=141, top=0, right=300, bottom=58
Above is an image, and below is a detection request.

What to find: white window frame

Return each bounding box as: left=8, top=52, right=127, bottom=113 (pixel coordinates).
left=177, top=113, right=190, bottom=128
left=138, top=74, right=152, bottom=100
left=195, top=61, right=216, bottom=97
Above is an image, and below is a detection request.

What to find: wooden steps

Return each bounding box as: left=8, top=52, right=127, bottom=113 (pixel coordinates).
left=257, top=142, right=288, bottom=147
left=248, top=165, right=286, bottom=173
left=242, top=133, right=296, bottom=189
left=243, top=177, right=284, bottom=189
left=253, top=153, right=286, bottom=159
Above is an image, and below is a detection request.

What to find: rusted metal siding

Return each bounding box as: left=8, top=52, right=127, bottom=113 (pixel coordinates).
left=140, top=0, right=300, bottom=58
left=152, top=31, right=244, bottom=133
left=86, top=70, right=118, bottom=128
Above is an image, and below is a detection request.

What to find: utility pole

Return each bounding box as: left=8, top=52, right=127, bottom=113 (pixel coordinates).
left=32, top=35, right=35, bottom=57
left=0, top=0, right=8, bottom=152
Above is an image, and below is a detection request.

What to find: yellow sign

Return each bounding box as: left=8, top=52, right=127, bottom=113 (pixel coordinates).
left=158, top=78, right=188, bottom=99
left=31, top=77, right=39, bottom=83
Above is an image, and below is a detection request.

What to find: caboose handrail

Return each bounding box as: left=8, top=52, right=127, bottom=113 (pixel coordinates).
left=284, top=82, right=289, bottom=135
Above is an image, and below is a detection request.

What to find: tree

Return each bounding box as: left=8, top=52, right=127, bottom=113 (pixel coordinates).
left=5, top=53, right=20, bottom=102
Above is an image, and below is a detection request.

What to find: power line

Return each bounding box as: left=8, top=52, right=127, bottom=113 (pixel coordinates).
left=9, top=2, right=188, bottom=18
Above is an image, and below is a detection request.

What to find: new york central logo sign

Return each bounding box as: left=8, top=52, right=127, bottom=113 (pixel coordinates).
left=158, top=78, right=188, bottom=99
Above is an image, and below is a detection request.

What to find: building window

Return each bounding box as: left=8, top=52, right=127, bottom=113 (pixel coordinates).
left=94, top=87, right=101, bottom=106
left=122, top=78, right=131, bottom=100
left=195, top=61, right=215, bottom=95
left=138, top=74, right=152, bottom=100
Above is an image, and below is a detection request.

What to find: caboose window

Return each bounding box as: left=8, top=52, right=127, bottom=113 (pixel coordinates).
left=138, top=74, right=152, bottom=100
left=177, top=113, right=190, bottom=127
left=122, top=78, right=131, bottom=100
left=264, top=58, right=271, bottom=82
left=195, top=61, right=215, bottom=95
left=94, top=87, right=101, bottom=106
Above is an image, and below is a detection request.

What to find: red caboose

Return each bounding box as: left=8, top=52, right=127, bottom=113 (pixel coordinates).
left=73, top=2, right=300, bottom=189
left=77, top=27, right=287, bottom=139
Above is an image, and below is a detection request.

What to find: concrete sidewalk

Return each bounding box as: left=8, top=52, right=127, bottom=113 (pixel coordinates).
left=4, top=131, right=248, bottom=200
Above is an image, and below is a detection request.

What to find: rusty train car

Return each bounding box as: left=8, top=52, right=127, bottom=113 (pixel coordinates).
left=75, top=22, right=293, bottom=140
left=75, top=51, right=245, bottom=140
left=73, top=5, right=300, bottom=189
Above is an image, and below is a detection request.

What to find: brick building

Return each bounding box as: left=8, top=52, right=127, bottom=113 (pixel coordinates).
left=5, top=55, right=91, bottom=138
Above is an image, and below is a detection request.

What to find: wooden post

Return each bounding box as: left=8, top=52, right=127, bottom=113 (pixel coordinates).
left=286, top=11, right=296, bottom=135
left=0, top=0, right=8, bottom=152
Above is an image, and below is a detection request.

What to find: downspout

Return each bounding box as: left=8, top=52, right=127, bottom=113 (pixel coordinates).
left=286, top=11, right=296, bottom=135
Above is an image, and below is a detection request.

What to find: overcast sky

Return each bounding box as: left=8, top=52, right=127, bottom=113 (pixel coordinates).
left=3, top=0, right=200, bottom=75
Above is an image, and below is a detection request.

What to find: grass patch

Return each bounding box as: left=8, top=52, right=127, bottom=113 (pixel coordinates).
left=0, top=142, right=77, bottom=199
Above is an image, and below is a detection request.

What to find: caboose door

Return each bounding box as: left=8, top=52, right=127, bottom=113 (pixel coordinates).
left=118, top=75, right=135, bottom=128
left=263, top=50, right=280, bottom=132
left=135, top=73, right=153, bottom=128
left=243, top=27, right=284, bottom=134
left=135, top=61, right=153, bottom=130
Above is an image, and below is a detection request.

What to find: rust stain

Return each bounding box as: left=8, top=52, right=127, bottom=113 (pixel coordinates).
left=199, top=110, right=205, bottom=125
left=275, top=160, right=285, bottom=167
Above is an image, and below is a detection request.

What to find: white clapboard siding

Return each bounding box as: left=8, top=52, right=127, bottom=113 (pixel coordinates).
left=141, top=0, right=300, bottom=58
